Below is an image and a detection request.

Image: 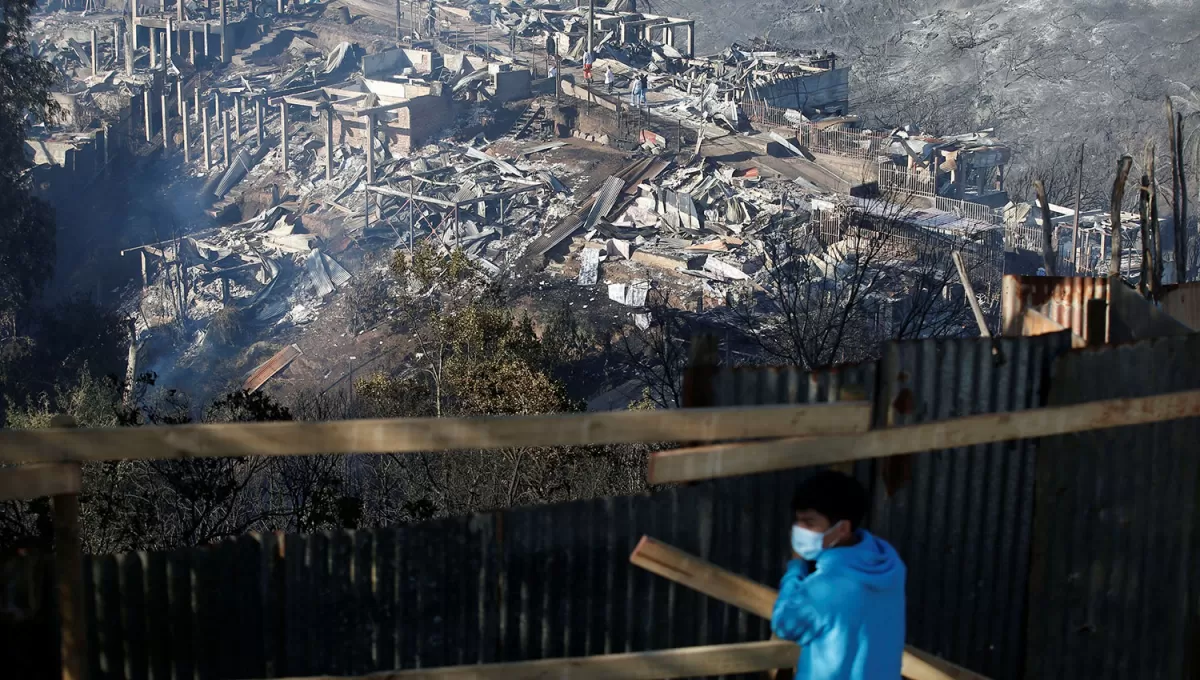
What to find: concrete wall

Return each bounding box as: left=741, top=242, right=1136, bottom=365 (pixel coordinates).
left=333, top=93, right=450, bottom=156
left=362, top=47, right=412, bottom=77
left=489, top=69, right=533, bottom=104
left=749, top=66, right=850, bottom=116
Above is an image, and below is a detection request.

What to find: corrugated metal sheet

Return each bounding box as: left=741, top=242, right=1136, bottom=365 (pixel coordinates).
left=1158, top=281, right=1200, bottom=330
left=1001, top=274, right=1109, bottom=339
left=3, top=471, right=819, bottom=680
left=1026, top=335, right=1200, bottom=679
left=709, top=333, right=1073, bottom=679
left=871, top=333, right=1071, bottom=679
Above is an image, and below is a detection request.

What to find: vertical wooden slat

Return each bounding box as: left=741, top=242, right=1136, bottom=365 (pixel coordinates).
left=262, top=532, right=285, bottom=678
left=329, top=530, right=354, bottom=674
left=166, top=548, right=193, bottom=680
left=82, top=555, right=100, bottom=680
left=283, top=533, right=309, bottom=677
left=443, top=520, right=466, bottom=666
left=308, top=532, right=330, bottom=674
left=396, top=525, right=415, bottom=669
left=352, top=530, right=374, bottom=674
left=94, top=555, right=125, bottom=679
left=118, top=553, right=148, bottom=680
left=51, top=412, right=85, bottom=680
left=191, top=546, right=215, bottom=680
left=374, top=528, right=396, bottom=671
left=235, top=534, right=266, bottom=679
left=475, top=513, right=499, bottom=665
left=142, top=552, right=170, bottom=680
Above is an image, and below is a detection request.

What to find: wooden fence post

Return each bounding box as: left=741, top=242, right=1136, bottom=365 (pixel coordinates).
left=50, top=414, right=87, bottom=680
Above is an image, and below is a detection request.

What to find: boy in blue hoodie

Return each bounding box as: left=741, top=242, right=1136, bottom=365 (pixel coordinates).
left=771, top=470, right=906, bottom=680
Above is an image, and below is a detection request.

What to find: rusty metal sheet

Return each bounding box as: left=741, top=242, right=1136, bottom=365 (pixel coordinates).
left=243, top=344, right=302, bottom=392
left=1001, top=274, right=1109, bottom=339
left=1156, top=281, right=1200, bottom=330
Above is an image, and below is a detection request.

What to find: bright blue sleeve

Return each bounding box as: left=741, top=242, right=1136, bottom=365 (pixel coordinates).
left=771, top=559, right=829, bottom=645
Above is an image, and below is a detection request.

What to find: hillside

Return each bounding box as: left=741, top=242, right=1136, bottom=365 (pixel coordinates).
left=672, top=0, right=1200, bottom=203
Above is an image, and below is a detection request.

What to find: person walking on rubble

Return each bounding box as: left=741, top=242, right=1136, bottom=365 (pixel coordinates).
left=605, top=65, right=614, bottom=93
left=638, top=73, right=649, bottom=108
left=630, top=74, right=642, bottom=108
left=772, top=470, right=906, bottom=680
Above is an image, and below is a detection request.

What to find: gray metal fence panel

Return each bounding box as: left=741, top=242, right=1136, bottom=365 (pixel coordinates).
left=1027, top=334, right=1200, bottom=680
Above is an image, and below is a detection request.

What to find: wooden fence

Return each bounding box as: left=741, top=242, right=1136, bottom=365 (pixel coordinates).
left=8, top=380, right=1200, bottom=679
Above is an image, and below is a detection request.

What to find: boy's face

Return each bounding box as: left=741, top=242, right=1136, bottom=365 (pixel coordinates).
left=794, top=510, right=852, bottom=549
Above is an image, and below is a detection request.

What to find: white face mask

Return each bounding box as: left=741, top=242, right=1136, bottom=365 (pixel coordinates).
left=791, top=521, right=843, bottom=561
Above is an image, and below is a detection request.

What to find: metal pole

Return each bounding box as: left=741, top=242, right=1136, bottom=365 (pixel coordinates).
left=395, top=0, right=402, bottom=42
left=181, top=97, right=191, bottom=162
left=194, top=87, right=201, bottom=122
left=1072, top=143, right=1084, bottom=269
left=204, top=22, right=210, bottom=58
left=177, top=80, right=184, bottom=118
left=409, top=176, right=414, bottom=253
left=165, top=19, right=172, bottom=64
left=91, top=29, right=98, bottom=76
left=365, top=114, right=375, bottom=184
left=219, top=0, right=229, bottom=63
left=234, top=95, right=242, bottom=139
left=202, top=102, right=212, bottom=170
left=255, top=98, right=263, bottom=146
left=279, top=101, right=289, bottom=171
left=220, top=96, right=230, bottom=167
left=113, top=22, right=121, bottom=69
left=143, top=89, right=152, bottom=141
left=587, top=0, right=594, bottom=55
left=324, top=107, right=334, bottom=181
left=161, top=91, right=171, bottom=157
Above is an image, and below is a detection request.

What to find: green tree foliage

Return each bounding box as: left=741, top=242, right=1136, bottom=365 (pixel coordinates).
left=0, top=0, right=59, bottom=349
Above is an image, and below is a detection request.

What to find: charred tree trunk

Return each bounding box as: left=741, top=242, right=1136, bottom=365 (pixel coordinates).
left=1110, top=156, right=1134, bottom=279
left=1035, top=180, right=1056, bottom=276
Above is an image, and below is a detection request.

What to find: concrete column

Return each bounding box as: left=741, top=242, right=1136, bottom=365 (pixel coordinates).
left=202, top=102, right=212, bottom=170
left=189, top=29, right=196, bottom=63
left=219, top=0, right=230, bottom=64
left=177, top=80, right=184, bottom=118
left=91, top=29, right=98, bottom=76
left=131, top=1, right=139, bottom=50
left=233, top=96, right=242, bottom=139
left=219, top=96, right=230, bottom=167
left=324, top=107, right=334, bottom=181
left=143, top=89, right=152, bottom=141
left=113, top=22, right=121, bottom=69
left=365, top=114, right=375, bottom=184
left=181, top=97, right=191, bottom=162
left=280, top=102, right=289, bottom=171
left=255, top=98, right=263, bottom=146
left=150, top=29, right=158, bottom=68
left=204, top=23, right=210, bottom=57
left=178, top=0, right=185, bottom=25
left=161, top=0, right=166, bottom=13
left=161, top=92, right=171, bottom=157
left=165, top=19, right=172, bottom=62
left=686, top=22, right=695, bottom=58
left=194, top=87, right=201, bottom=121
left=277, top=0, right=283, bottom=15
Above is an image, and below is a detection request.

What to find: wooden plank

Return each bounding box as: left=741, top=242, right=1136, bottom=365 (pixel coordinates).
left=648, top=387, right=1200, bottom=484
left=0, top=403, right=871, bottom=464
left=264, top=640, right=799, bottom=679
left=118, top=553, right=148, bottom=680
left=0, top=463, right=81, bottom=501
left=243, top=344, right=302, bottom=392
left=51, top=413, right=86, bottom=680
left=629, top=537, right=989, bottom=680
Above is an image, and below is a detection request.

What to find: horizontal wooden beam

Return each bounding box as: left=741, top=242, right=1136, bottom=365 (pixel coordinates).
left=630, top=537, right=989, bottom=680
left=0, top=463, right=82, bottom=501
left=0, top=403, right=871, bottom=464
left=269, top=640, right=798, bottom=679
left=648, top=388, right=1200, bottom=484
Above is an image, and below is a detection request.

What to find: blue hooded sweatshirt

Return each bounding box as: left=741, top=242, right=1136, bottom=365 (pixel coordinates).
left=770, top=529, right=906, bottom=680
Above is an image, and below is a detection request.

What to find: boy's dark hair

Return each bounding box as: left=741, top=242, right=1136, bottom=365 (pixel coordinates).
left=791, top=470, right=869, bottom=530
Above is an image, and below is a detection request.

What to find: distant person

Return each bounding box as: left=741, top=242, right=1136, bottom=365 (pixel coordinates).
left=630, top=74, right=642, bottom=107
left=583, top=61, right=593, bottom=84
left=772, top=470, right=906, bottom=680
left=605, top=65, right=614, bottom=93
left=638, top=73, right=649, bottom=107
